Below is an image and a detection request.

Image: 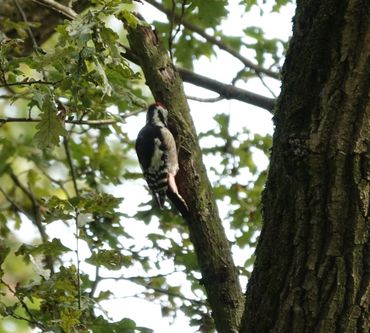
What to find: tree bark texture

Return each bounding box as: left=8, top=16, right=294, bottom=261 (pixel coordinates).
left=241, top=0, right=369, bottom=332
left=126, top=23, right=245, bottom=333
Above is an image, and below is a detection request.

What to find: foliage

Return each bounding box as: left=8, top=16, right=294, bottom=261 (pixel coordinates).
left=0, top=0, right=292, bottom=332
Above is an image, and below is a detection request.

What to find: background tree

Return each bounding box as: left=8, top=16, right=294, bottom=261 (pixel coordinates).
left=0, top=1, right=368, bottom=333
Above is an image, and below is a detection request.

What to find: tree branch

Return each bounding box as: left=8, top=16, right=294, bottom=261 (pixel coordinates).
left=186, top=95, right=224, bottom=103
left=122, top=47, right=275, bottom=112
left=180, top=68, right=275, bottom=111
left=30, top=0, right=77, bottom=20
left=144, top=0, right=280, bottom=79
left=13, top=0, right=40, bottom=52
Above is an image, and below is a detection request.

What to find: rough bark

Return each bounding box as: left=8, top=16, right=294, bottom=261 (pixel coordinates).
left=126, top=23, right=244, bottom=333
left=241, top=0, right=370, bottom=332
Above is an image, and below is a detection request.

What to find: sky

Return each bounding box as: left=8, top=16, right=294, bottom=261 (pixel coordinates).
left=6, top=1, right=296, bottom=333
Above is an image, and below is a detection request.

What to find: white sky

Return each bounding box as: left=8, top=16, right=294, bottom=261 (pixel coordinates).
left=6, top=1, right=296, bottom=333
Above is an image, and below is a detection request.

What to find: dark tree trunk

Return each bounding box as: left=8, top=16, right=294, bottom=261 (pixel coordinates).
left=241, top=0, right=369, bottom=332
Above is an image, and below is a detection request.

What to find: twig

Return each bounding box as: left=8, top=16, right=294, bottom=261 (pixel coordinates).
left=144, top=0, right=280, bottom=79
left=30, top=0, right=77, bottom=20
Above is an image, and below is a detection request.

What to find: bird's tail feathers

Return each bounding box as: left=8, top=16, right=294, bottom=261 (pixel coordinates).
left=166, top=190, right=189, bottom=217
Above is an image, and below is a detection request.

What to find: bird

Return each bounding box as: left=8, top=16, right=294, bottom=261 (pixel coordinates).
left=135, top=102, right=189, bottom=216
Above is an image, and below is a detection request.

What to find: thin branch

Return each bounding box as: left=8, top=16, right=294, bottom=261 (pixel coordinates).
left=75, top=210, right=81, bottom=310
left=30, top=0, right=77, bottom=20
left=168, top=0, right=186, bottom=60
left=9, top=170, right=55, bottom=274
left=9, top=171, right=46, bottom=242
left=168, top=0, right=176, bottom=59
left=256, top=72, right=277, bottom=98
left=13, top=0, right=40, bottom=52
left=232, top=67, right=277, bottom=99
left=89, top=266, right=100, bottom=298
left=0, top=279, right=46, bottom=329
left=0, top=186, right=29, bottom=216
left=144, top=0, right=280, bottom=79
left=0, top=93, right=31, bottom=100
left=37, top=167, right=71, bottom=199
left=0, top=117, right=117, bottom=125
left=13, top=0, right=45, bottom=57
left=62, top=136, right=81, bottom=309
left=186, top=95, right=224, bottom=103
left=99, top=275, right=206, bottom=306
left=0, top=80, right=60, bottom=88
left=121, top=47, right=275, bottom=112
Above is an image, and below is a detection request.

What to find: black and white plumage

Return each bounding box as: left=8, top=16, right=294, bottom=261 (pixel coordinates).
left=135, top=103, right=189, bottom=216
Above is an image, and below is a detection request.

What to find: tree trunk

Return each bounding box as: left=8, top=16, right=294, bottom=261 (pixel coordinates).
left=125, top=23, right=244, bottom=333
left=241, top=0, right=369, bottom=332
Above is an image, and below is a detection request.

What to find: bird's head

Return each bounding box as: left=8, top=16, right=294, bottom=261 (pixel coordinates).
left=147, top=102, right=168, bottom=126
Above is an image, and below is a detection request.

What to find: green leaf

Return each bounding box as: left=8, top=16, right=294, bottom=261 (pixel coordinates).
left=45, top=196, right=75, bottom=223
left=72, top=192, right=122, bottom=214
left=34, top=94, right=67, bottom=148
left=188, top=0, right=228, bottom=27
left=0, top=245, right=10, bottom=268
left=91, top=315, right=153, bottom=333
left=60, top=307, right=81, bottom=333
left=86, top=250, right=131, bottom=270
left=15, top=238, right=71, bottom=262
left=117, top=9, right=139, bottom=28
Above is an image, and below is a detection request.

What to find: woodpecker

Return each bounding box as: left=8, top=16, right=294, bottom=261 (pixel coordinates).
left=135, top=103, right=189, bottom=216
